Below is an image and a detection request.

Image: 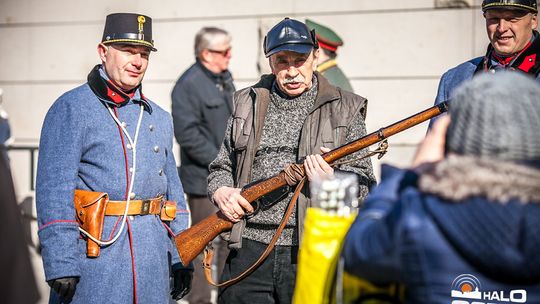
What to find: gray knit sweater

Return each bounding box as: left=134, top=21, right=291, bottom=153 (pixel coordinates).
left=241, top=78, right=318, bottom=246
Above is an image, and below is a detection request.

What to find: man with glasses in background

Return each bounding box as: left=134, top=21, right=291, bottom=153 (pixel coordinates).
left=171, top=26, right=235, bottom=304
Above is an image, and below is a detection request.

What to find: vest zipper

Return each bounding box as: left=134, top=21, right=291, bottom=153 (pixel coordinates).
left=247, top=90, right=258, bottom=183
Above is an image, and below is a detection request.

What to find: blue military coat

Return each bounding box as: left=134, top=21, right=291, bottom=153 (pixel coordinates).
left=36, top=65, right=189, bottom=303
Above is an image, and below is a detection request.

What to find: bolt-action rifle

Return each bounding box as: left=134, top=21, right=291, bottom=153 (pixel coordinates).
left=175, top=101, right=449, bottom=266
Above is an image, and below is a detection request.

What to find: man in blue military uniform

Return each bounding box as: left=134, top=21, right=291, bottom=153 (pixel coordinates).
left=433, top=0, right=540, bottom=119
left=306, top=19, right=354, bottom=92
left=36, top=13, right=192, bottom=303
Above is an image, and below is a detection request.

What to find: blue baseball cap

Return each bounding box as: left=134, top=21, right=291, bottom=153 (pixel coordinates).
left=263, top=18, right=319, bottom=58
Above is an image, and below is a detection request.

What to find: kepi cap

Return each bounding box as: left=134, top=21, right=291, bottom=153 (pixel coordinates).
left=305, top=19, right=343, bottom=52
left=102, top=13, right=157, bottom=51
left=264, top=17, right=318, bottom=58
left=482, top=0, right=538, bottom=13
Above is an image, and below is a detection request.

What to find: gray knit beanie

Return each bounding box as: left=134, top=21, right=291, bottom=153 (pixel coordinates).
left=446, top=72, right=540, bottom=166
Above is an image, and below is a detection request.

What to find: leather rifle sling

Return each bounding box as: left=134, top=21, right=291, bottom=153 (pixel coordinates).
left=203, top=178, right=306, bottom=288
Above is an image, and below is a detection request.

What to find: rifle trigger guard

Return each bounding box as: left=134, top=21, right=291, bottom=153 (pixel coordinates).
left=245, top=200, right=260, bottom=219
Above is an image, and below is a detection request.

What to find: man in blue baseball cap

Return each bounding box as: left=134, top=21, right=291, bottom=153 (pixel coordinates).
left=431, top=0, right=540, bottom=125
left=208, top=17, right=376, bottom=303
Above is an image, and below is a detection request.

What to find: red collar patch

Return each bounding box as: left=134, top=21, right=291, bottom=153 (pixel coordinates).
left=518, top=54, right=537, bottom=73
left=106, top=80, right=135, bottom=104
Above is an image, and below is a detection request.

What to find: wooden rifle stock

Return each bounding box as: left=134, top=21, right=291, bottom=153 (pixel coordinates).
left=175, top=101, right=449, bottom=266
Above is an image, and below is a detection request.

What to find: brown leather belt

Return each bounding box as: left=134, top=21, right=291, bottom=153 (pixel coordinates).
left=105, top=197, right=163, bottom=216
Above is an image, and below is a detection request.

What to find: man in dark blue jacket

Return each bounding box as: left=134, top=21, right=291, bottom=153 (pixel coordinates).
left=171, top=26, right=235, bottom=304
left=343, top=71, right=540, bottom=304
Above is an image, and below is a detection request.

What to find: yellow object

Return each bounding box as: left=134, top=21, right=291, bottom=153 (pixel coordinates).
left=137, top=15, right=145, bottom=34
left=293, top=208, right=355, bottom=304
left=342, top=272, right=405, bottom=304
left=294, top=208, right=405, bottom=304
left=316, top=59, right=337, bottom=74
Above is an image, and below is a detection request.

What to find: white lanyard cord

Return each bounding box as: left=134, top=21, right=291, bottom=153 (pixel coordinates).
left=78, top=104, right=144, bottom=246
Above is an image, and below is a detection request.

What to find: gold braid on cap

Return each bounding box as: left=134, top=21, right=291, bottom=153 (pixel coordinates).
left=137, top=15, right=145, bottom=40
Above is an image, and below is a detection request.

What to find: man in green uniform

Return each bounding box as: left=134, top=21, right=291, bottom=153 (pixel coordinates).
left=306, top=19, right=354, bottom=92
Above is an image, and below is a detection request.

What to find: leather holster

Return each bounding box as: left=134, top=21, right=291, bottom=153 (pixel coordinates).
left=74, top=189, right=109, bottom=258
left=160, top=200, right=177, bottom=221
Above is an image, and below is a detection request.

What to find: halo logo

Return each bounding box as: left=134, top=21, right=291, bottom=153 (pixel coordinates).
left=451, top=274, right=482, bottom=299
left=450, top=274, right=527, bottom=304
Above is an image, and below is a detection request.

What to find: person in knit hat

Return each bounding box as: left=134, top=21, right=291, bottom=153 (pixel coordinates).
left=208, top=17, right=376, bottom=303
left=343, top=72, right=540, bottom=303
left=306, top=19, right=354, bottom=92
left=431, top=0, right=540, bottom=126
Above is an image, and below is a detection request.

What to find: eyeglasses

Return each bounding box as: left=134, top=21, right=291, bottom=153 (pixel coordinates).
left=207, top=47, right=232, bottom=56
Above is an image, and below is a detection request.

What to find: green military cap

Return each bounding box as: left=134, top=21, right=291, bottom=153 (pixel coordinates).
left=305, top=19, right=343, bottom=52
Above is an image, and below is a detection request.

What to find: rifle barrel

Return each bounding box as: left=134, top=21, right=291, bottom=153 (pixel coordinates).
left=322, top=101, right=448, bottom=163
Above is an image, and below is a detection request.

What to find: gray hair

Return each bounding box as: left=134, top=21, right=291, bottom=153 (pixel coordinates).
left=194, top=27, right=231, bottom=58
